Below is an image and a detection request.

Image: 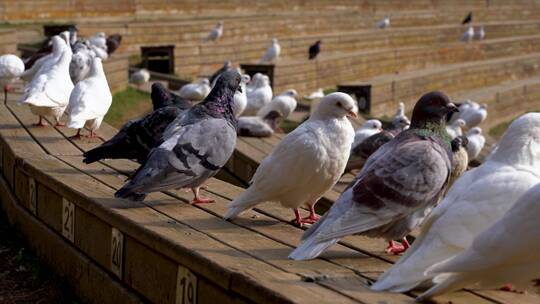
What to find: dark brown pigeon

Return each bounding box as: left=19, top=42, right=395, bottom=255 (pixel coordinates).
left=106, top=34, right=122, bottom=55
left=290, top=91, right=458, bottom=260
left=83, top=84, right=192, bottom=164
left=308, top=40, right=321, bottom=60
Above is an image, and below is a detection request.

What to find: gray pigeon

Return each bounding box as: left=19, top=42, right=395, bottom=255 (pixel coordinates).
left=289, top=91, right=458, bottom=260
left=115, top=70, right=241, bottom=203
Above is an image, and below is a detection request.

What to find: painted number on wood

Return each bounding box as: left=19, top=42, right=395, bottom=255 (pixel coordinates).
left=176, top=266, right=198, bottom=304
left=28, top=178, right=37, bottom=215
left=110, top=228, right=124, bottom=278
left=62, top=198, right=75, bottom=243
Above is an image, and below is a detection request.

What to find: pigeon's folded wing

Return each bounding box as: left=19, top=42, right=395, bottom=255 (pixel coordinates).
left=125, top=118, right=236, bottom=193
left=312, top=138, right=450, bottom=242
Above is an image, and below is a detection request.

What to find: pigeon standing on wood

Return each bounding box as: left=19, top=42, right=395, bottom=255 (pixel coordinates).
left=308, top=40, right=321, bottom=60
left=371, top=113, right=540, bottom=293
left=244, top=73, right=272, bottom=115
left=417, top=183, right=540, bottom=300
left=465, top=126, right=485, bottom=161
left=289, top=91, right=458, bottom=260
left=233, top=74, right=250, bottom=117
left=376, top=16, right=390, bottom=29
left=461, top=26, right=474, bottom=42
left=21, top=36, right=68, bottom=82
left=351, top=119, right=383, bottom=148
left=257, top=89, right=297, bottom=122
left=258, top=38, right=281, bottom=63
left=130, top=69, right=151, bottom=88
left=19, top=36, right=74, bottom=126
left=66, top=57, right=112, bottom=138
left=205, top=21, right=223, bottom=42
left=238, top=111, right=283, bottom=137
left=462, top=12, right=472, bottom=24
left=106, top=34, right=122, bottom=55
left=178, top=78, right=211, bottom=102
left=225, top=92, right=357, bottom=226
left=115, top=71, right=241, bottom=203
left=0, top=54, right=25, bottom=103
left=461, top=103, right=487, bottom=129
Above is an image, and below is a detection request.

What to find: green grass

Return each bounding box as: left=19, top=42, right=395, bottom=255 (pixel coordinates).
left=488, top=110, right=540, bottom=139
left=104, top=87, right=151, bottom=128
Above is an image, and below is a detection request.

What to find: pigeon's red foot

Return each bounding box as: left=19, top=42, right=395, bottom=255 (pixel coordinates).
left=386, top=239, right=410, bottom=255
left=185, top=185, right=208, bottom=193
left=292, top=208, right=305, bottom=228
left=301, top=214, right=320, bottom=225
left=34, top=117, right=46, bottom=127
left=191, top=197, right=214, bottom=204
left=86, top=131, right=98, bottom=138
left=69, top=129, right=83, bottom=139
left=55, top=122, right=65, bottom=127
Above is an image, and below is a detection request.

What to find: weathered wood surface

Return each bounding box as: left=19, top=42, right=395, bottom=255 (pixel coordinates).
left=2, top=87, right=537, bottom=303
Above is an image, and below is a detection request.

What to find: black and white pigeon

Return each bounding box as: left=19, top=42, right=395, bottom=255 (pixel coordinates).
left=209, top=60, right=232, bottom=86
left=462, top=12, right=472, bottom=24
left=308, top=40, right=321, bottom=60
left=151, top=82, right=191, bottom=111
left=106, top=34, right=122, bottom=55
left=83, top=85, right=192, bottom=164
left=114, top=70, right=241, bottom=203
left=289, top=91, right=458, bottom=260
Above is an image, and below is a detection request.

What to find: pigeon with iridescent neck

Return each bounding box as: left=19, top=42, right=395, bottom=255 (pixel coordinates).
left=115, top=71, right=241, bottom=203
left=289, top=91, right=457, bottom=260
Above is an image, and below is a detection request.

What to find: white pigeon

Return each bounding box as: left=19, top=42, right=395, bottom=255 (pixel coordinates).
left=461, top=103, right=487, bottom=129
left=237, top=111, right=283, bottom=138
left=258, top=38, right=281, bottom=63
left=465, top=126, right=485, bottom=161
left=257, top=89, right=297, bottom=121
left=376, top=16, right=390, bottom=29
left=206, top=21, right=223, bottom=41
left=244, top=74, right=272, bottom=116
left=130, top=69, right=150, bottom=88
left=446, top=118, right=466, bottom=139
left=246, top=72, right=263, bottom=94
left=21, top=36, right=68, bottom=82
left=19, top=37, right=74, bottom=127
left=461, top=26, right=474, bottom=42
left=178, top=78, right=211, bottom=101
left=225, top=93, right=358, bottom=226
left=305, top=88, right=324, bottom=100
left=88, top=32, right=107, bottom=51
left=0, top=54, right=25, bottom=103
left=90, top=44, right=109, bottom=61
left=371, top=113, right=540, bottom=293
left=474, top=26, right=485, bottom=40
left=418, top=182, right=540, bottom=300
left=351, top=119, right=383, bottom=148
left=66, top=57, right=112, bottom=138
left=233, top=74, right=250, bottom=118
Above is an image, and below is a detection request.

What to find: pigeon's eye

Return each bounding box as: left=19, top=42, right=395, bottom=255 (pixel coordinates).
left=336, top=101, right=342, bottom=108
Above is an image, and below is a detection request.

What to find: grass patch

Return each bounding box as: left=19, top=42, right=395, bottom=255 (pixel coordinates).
left=104, top=87, right=151, bottom=128
left=281, top=118, right=303, bottom=133
left=489, top=120, right=512, bottom=139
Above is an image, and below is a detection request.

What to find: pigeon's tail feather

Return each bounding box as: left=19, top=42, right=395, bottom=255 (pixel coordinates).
left=288, top=235, right=339, bottom=260
left=224, top=189, right=263, bottom=220
left=416, top=273, right=469, bottom=301
left=82, top=137, right=133, bottom=164
left=114, top=183, right=147, bottom=201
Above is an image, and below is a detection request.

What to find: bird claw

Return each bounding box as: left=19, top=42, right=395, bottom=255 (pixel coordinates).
left=301, top=214, right=320, bottom=224
left=385, top=242, right=407, bottom=255
left=291, top=218, right=305, bottom=228
left=191, top=197, right=214, bottom=205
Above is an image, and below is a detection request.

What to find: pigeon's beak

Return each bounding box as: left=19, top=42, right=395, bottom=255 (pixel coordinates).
left=447, top=103, right=459, bottom=113
left=346, top=108, right=358, bottom=118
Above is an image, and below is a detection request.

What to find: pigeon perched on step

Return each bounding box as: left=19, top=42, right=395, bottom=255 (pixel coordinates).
left=150, top=82, right=191, bottom=111
left=446, top=118, right=466, bottom=139
left=289, top=91, right=457, bottom=260
left=371, top=113, right=540, bottom=293
left=106, top=34, right=122, bottom=55
left=417, top=183, right=540, bottom=300
left=258, top=38, right=281, bottom=63
left=114, top=70, right=241, bottom=203
left=66, top=57, right=112, bottom=138
left=130, top=69, right=150, bottom=88
left=460, top=103, right=487, bottom=129
left=233, top=74, right=250, bottom=117
left=308, top=40, right=321, bottom=60
left=376, top=16, right=390, bottom=29
left=19, top=36, right=74, bottom=127
left=244, top=73, right=272, bottom=115
left=461, top=26, right=474, bottom=42
left=205, top=21, right=223, bottom=42
left=257, top=89, right=297, bottom=122
left=351, top=119, right=383, bottom=148
left=465, top=126, right=485, bottom=161
left=178, top=78, right=211, bottom=102
left=225, top=92, right=357, bottom=226
left=0, top=54, right=25, bottom=103
left=238, top=111, right=283, bottom=137
left=462, top=11, right=472, bottom=24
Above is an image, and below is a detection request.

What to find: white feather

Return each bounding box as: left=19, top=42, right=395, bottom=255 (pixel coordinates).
left=178, top=78, right=211, bottom=101
left=256, top=89, right=297, bottom=119
left=244, top=73, right=272, bottom=116
left=258, top=38, right=281, bottom=63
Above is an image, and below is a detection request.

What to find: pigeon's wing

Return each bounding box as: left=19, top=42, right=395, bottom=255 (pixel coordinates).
left=171, top=93, right=192, bottom=111
left=132, top=106, right=184, bottom=152
left=310, top=136, right=451, bottom=242
left=68, top=79, right=112, bottom=121
left=119, top=118, right=237, bottom=194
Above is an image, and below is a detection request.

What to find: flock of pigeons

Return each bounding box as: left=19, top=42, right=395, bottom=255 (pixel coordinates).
left=0, top=11, right=538, bottom=302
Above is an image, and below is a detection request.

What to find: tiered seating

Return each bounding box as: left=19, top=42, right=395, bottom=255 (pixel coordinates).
left=0, top=28, right=17, bottom=54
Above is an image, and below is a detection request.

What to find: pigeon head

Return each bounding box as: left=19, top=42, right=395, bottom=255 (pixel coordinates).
left=452, top=119, right=466, bottom=128
left=315, top=40, right=322, bottom=45
left=51, top=36, right=67, bottom=53
left=263, top=110, right=284, bottom=130
left=201, top=70, right=242, bottom=120
left=281, top=89, right=297, bottom=98
left=151, top=83, right=171, bottom=105
left=241, top=74, right=251, bottom=84
left=60, top=31, right=70, bottom=44
left=467, top=126, right=482, bottom=135
left=451, top=135, right=468, bottom=152
left=313, top=92, right=358, bottom=119
left=362, top=119, right=383, bottom=131
left=392, top=115, right=411, bottom=130
left=410, top=91, right=458, bottom=129
left=490, top=113, right=540, bottom=167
